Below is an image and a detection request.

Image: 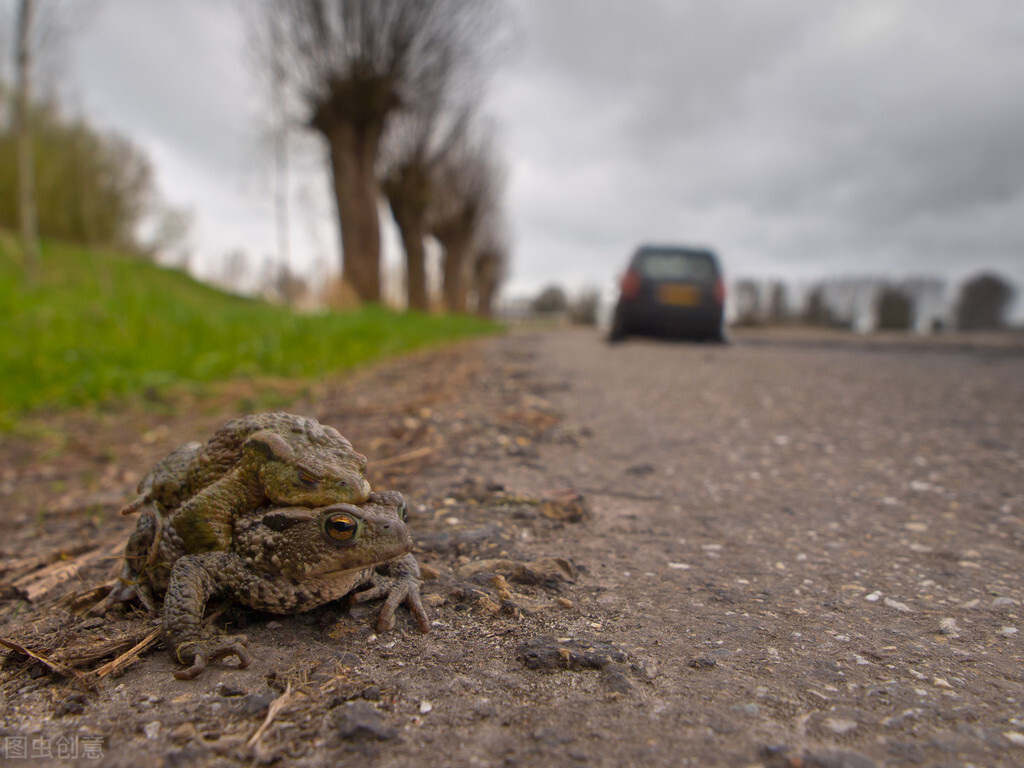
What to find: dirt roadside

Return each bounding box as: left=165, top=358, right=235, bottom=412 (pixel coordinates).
left=1, top=328, right=1023, bottom=767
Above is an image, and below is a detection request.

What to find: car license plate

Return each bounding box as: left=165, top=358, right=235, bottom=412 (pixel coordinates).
left=659, top=284, right=699, bottom=306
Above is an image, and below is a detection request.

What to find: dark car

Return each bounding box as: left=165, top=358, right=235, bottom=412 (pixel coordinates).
left=608, top=244, right=726, bottom=342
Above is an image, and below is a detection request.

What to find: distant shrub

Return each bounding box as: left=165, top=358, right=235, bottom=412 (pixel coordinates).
left=876, top=287, right=913, bottom=330
left=532, top=285, right=568, bottom=314
left=955, top=273, right=1015, bottom=331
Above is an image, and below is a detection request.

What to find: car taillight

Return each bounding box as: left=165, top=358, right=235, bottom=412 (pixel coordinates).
left=713, top=278, right=725, bottom=306
left=620, top=269, right=641, bottom=299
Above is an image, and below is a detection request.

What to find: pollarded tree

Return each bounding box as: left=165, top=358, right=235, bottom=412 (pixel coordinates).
left=257, top=0, right=494, bottom=303
left=381, top=108, right=471, bottom=311
left=471, top=216, right=509, bottom=318
left=430, top=123, right=503, bottom=313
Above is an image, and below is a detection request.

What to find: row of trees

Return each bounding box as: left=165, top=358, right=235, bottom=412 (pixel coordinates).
left=732, top=272, right=1017, bottom=332
left=256, top=0, right=511, bottom=315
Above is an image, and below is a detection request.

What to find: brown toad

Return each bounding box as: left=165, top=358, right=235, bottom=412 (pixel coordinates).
left=105, top=490, right=430, bottom=679
left=122, top=412, right=372, bottom=553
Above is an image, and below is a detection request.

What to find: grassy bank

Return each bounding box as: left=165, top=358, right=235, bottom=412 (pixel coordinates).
left=0, top=234, right=498, bottom=424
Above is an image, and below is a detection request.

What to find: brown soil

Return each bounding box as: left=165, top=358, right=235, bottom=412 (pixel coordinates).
left=1, top=328, right=1023, bottom=767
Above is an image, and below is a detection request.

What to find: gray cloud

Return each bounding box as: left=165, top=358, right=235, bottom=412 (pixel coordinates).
left=492, top=0, right=1024, bottom=303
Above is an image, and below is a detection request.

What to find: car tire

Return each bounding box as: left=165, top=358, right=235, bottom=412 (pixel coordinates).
left=607, top=314, right=627, bottom=343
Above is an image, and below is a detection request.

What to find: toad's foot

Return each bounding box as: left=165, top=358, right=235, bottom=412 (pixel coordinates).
left=351, top=554, right=431, bottom=634
left=172, top=634, right=251, bottom=680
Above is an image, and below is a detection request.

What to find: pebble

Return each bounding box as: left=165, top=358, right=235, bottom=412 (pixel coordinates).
left=334, top=701, right=399, bottom=742
left=804, top=750, right=877, bottom=768
left=939, top=618, right=960, bottom=637
left=600, top=670, right=632, bottom=694
left=823, top=717, right=858, bottom=735
left=884, top=597, right=912, bottom=613
left=234, top=693, right=274, bottom=718
left=144, top=721, right=161, bottom=740
left=1004, top=731, right=1024, bottom=747
left=519, top=636, right=627, bottom=670
left=993, top=596, right=1020, bottom=608
left=419, top=700, right=433, bottom=715
left=865, top=591, right=882, bottom=602
left=999, top=627, right=1019, bottom=637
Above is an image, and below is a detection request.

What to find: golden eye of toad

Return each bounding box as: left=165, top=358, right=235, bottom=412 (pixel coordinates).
left=325, top=514, right=358, bottom=541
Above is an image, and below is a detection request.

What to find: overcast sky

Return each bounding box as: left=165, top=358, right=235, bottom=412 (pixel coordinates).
left=19, top=0, right=1024, bottom=309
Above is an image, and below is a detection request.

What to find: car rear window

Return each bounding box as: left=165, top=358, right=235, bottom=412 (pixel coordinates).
left=636, top=250, right=717, bottom=282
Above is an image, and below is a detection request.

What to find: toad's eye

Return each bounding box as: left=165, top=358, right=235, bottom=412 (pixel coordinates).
left=399, top=502, right=408, bottom=523
left=297, top=469, right=320, bottom=487
left=324, top=513, right=359, bottom=543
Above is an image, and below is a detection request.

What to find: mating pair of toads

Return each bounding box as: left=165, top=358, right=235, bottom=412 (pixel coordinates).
left=94, top=412, right=430, bottom=680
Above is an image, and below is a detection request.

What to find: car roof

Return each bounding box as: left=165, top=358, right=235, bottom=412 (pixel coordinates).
left=632, top=245, right=719, bottom=262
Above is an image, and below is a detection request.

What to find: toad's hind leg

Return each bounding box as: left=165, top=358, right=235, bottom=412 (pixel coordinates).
left=163, top=552, right=251, bottom=679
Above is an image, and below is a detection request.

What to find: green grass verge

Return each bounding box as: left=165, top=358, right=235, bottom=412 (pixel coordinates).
left=0, top=233, right=499, bottom=425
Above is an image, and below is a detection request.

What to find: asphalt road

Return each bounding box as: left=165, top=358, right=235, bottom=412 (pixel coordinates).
left=477, top=328, right=1024, bottom=767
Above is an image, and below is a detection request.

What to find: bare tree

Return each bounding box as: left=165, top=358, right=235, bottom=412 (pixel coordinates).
left=380, top=109, right=469, bottom=311
left=430, top=123, right=503, bottom=313
left=471, top=219, right=509, bottom=318
left=15, top=0, right=40, bottom=275
left=256, top=0, right=494, bottom=303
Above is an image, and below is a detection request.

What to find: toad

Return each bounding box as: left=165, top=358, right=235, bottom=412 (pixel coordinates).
left=104, top=490, right=430, bottom=679
left=122, top=412, right=372, bottom=553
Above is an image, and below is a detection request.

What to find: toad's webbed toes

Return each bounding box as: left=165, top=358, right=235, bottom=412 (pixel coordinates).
left=353, top=570, right=431, bottom=634
left=172, top=634, right=251, bottom=680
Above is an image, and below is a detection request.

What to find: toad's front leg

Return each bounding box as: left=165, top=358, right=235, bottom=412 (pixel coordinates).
left=351, top=554, right=431, bottom=634
left=163, top=552, right=251, bottom=680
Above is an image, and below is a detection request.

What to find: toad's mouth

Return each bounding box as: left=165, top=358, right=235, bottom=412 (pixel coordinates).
left=312, top=551, right=408, bottom=578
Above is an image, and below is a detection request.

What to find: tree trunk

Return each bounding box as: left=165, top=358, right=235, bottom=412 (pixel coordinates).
left=322, top=119, right=383, bottom=303
left=15, top=0, right=39, bottom=276
left=393, top=207, right=429, bottom=312
left=437, top=229, right=471, bottom=314
left=475, top=256, right=499, bottom=318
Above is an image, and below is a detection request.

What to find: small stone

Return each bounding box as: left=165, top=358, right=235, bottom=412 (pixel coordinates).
left=688, top=657, right=717, bottom=669
left=234, top=693, right=275, bottom=718
left=555, top=597, right=573, bottom=609
left=865, top=591, right=882, bottom=602
left=600, top=670, right=632, bottom=693
left=823, top=717, right=858, bottom=735
left=667, top=562, right=690, bottom=570
left=360, top=685, right=382, bottom=701
left=217, top=683, right=246, bottom=697
left=1004, top=731, right=1024, bottom=747
left=419, top=563, right=441, bottom=580
left=626, top=463, right=656, bottom=476
left=999, top=627, right=1019, bottom=637
left=518, top=636, right=627, bottom=670
left=939, top=618, right=960, bottom=637
left=804, top=750, right=876, bottom=768
left=933, top=677, right=952, bottom=688
left=993, top=596, right=1020, bottom=608
left=170, top=723, right=198, bottom=743
left=144, top=721, right=161, bottom=740
left=419, top=700, right=433, bottom=715
left=884, top=597, right=912, bottom=613
left=334, top=701, right=399, bottom=742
